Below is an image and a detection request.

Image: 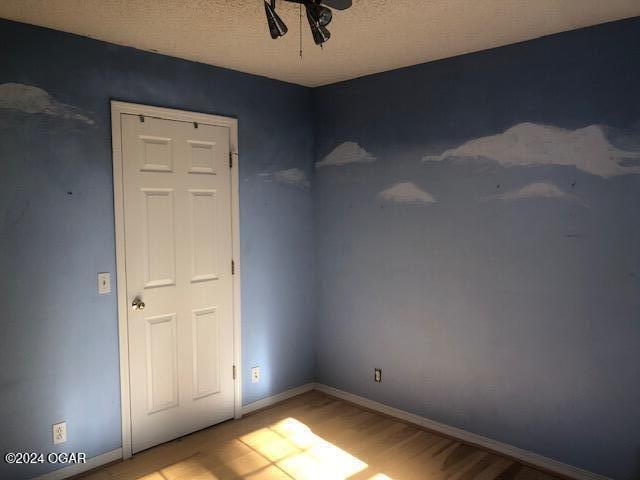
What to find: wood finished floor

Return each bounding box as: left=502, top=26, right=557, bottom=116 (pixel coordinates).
left=77, top=390, right=562, bottom=480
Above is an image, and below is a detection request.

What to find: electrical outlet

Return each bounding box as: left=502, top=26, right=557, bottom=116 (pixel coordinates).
left=374, top=368, right=382, bottom=383
left=251, top=366, right=260, bottom=384
left=98, top=272, right=111, bottom=294
left=52, top=422, right=67, bottom=444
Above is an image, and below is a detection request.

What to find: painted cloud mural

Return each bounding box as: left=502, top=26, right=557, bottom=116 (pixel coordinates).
left=423, top=123, right=640, bottom=178
left=259, top=168, right=310, bottom=188
left=492, top=181, right=585, bottom=205
left=379, top=182, right=436, bottom=204
left=316, top=141, right=376, bottom=168
left=0, top=83, right=94, bottom=125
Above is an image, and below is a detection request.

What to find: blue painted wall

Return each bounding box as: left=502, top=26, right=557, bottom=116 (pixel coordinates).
left=312, top=18, right=640, bottom=480
left=0, top=19, right=314, bottom=478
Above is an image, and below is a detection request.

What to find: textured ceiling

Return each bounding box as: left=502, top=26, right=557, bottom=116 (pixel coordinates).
left=1, top=0, right=639, bottom=87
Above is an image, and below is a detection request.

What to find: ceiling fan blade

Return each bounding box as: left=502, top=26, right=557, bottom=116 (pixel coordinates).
left=321, top=0, right=352, bottom=10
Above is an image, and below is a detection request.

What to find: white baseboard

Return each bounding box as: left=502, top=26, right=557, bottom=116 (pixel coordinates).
left=241, top=383, right=316, bottom=415
left=314, top=384, right=609, bottom=480
left=33, top=447, right=122, bottom=480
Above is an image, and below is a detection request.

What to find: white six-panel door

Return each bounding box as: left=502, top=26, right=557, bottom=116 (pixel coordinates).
left=121, top=114, right=235, bottom=453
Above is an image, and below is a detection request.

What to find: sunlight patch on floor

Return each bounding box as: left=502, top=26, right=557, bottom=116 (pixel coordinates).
left=240, top=417, right=368, bottom=479
left=136, top=417, right=393, bottom=480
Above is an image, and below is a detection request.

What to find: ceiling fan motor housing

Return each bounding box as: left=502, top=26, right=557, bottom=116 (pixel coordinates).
left=264, top=0, right=351, bottom=44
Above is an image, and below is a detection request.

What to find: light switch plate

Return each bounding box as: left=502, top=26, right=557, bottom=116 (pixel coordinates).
left=251, top=366, right=260, bottom=384
left=53, top=421, right=67, bottom=444
left=98, top=272, right=111, bottom=294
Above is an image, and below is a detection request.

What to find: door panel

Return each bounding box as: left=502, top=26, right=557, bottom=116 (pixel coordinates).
left=139, top=135, right=173, bottom=172
left=142, top=188, right=176, bottom=287
left=189, top=189, right=219, bottom=282
left=121, top=114, right=234, bottom=453
left=145, top=313, right=178, bottom=413
left=187, top=140, right=217, bottom=174
left=192, top=307, right=221, bottom=399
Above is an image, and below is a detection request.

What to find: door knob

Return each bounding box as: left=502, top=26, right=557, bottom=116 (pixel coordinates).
left=132, top=296, right=145, bottom=311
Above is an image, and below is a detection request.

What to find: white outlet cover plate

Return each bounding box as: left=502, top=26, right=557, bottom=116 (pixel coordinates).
left=98, top=272, right=111, bottom=294
left=251, top=367, right=260, bottom=384
left=53, top=421, right=67, bottom=444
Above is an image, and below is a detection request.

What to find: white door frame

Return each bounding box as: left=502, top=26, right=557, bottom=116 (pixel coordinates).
left=110, top=100, right=242, bottom=459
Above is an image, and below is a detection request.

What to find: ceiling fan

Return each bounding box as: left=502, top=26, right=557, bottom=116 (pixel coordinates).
left=264, top=0, right=352, bottom=45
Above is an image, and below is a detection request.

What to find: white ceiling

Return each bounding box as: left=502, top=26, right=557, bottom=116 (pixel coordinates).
left=1, top=0, right=639, bottom=87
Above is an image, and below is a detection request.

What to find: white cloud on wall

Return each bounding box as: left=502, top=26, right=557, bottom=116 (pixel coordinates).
left=0, top=83, right=94, bottom=125
left=316, top=141, right=376, bottom=168
left=259, top=168, right=310, bottom=188
left=423, top=123, right=640, bottom=178
left=493, top=181, right=584, bottom=204
left=378, top=182, right=436, bottom=204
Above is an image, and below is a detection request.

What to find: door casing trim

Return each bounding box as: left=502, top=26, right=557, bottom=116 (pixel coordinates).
left=110, top=100, right=242, bottom=459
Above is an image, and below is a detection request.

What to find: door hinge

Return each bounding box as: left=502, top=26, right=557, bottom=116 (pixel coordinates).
left=232, top=365, right=236, bottom=380
left=229, top=152, right=233, bottom=168
left=231, top=259, right=235, bottom=275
